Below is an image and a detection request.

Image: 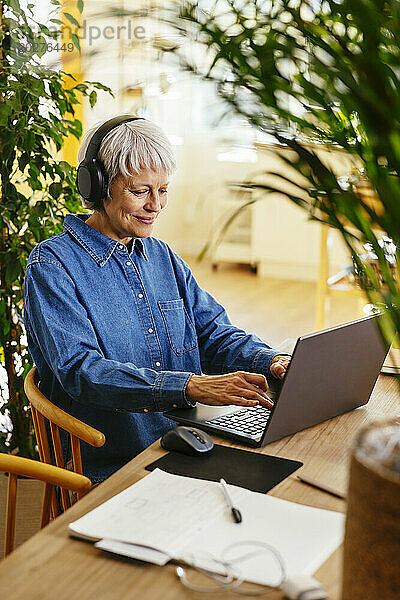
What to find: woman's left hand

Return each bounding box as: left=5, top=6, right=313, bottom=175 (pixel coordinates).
left=270, top=355, right=291, bottom=380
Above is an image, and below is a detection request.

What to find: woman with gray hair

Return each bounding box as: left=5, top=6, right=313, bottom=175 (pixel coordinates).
left=24, top=115, right=289, bottom=483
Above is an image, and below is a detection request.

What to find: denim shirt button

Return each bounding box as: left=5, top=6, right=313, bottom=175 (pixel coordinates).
left=143, top=408, right=149, bottom=413
left=126, top=261, right=132, bottom=266
left=138, top=293, right=143, bottom=298
left=155, top=361, right=161, bottom=366
left=148, top=328, right=153, bottom=333
left=118, top=244, right=124, bottom=250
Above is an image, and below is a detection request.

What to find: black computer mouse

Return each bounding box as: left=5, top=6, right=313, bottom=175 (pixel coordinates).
left=161, top=426, right=214, bottom=455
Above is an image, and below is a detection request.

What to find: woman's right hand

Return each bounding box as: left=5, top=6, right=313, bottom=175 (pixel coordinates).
left=185, top=371, right=273, bottom=408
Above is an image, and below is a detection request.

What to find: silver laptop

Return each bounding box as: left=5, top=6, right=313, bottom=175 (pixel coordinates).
left=164, top=315, right=390, bottom=447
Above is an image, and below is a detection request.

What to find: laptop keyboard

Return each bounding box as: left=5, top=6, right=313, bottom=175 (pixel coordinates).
left=204, top=405, right=272, bottom=437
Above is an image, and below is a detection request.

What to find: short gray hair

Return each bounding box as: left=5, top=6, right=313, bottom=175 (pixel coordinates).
left=77, top=116, right=177, bottom=211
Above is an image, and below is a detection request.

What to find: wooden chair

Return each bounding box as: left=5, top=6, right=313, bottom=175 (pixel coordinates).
left=24, top=366, right=105, bottom=515
left=0, top=453, right=92, bottom=557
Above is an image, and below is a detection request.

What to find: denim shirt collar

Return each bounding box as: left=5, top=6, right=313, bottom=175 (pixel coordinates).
left=63, top=214, right=148, bottom=266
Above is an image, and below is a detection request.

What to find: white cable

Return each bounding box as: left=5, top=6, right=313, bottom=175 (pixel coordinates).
left=176, top=550, right=242, bottom=593
left=175, top=540, right=287, bottom=595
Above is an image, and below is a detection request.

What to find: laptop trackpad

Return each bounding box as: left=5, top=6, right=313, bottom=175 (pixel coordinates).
left=189, top=404, right=245, bottom=422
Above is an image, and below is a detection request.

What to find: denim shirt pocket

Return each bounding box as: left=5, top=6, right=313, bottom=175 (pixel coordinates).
left=158, top=299, right=198, bottom=356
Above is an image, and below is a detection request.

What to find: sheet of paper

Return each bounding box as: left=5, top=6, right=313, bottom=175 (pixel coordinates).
left=69, top=469, right=345, bottom=586
left=95, top=539, right=171, bottom=565
left=69, top=469, right=227, bottom=556
left=177, top=483, right=345, bottom=586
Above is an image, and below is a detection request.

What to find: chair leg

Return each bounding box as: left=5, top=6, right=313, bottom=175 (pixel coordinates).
left=5, top=473, right=18, bottom=557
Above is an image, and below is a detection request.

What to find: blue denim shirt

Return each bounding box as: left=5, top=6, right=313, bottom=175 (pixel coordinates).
left=24, top=214, right=280, bottom=482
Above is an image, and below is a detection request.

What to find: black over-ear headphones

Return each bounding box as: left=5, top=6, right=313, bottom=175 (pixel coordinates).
left=76, top=115, right=143, bottom=207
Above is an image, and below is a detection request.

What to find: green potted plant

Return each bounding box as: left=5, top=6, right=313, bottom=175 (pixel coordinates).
left=164, top=0, right=400, bottom=351
left=165, top=5, right=400, bottom=593
left=0, top=0, right=111, bottom=555
left=0, top=0, right=110, bottom=458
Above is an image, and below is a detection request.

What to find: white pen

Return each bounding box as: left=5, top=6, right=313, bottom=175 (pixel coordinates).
left=219, top=478, right=242, bottom=523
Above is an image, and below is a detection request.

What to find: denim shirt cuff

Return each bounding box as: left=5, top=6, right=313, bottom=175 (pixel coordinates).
left=153, top=371, right=195, bottom=411
left=251, top=348, right=290, bottom=376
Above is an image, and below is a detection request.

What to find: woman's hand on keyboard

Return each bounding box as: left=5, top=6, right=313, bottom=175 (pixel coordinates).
left=185, top=371, right=273, bottom=408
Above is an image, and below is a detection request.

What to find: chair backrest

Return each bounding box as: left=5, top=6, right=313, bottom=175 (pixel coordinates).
left=0, top=453, right=91, bottom=557
left=24, top=366, right=105, bottom=514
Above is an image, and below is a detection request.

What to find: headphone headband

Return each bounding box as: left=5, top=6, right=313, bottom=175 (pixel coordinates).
left=76, top=114, right=143, bottom=204
left=84, top=115, right=142, bottom=161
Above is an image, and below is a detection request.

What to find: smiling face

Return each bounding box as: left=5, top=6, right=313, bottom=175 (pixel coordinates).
left=86, top=167, right=169, bottom=245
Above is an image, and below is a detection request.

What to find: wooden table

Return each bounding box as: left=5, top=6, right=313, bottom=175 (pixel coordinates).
left=1, top=375, right=399, bottom=599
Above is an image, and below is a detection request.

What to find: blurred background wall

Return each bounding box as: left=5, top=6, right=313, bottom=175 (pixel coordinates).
left=54, top=0, right=364, bottom=334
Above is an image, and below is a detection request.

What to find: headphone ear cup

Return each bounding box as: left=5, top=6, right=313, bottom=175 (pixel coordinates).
left=77, top=115, right=141, bottom=206
left=76, top=159, right=108, bottom=207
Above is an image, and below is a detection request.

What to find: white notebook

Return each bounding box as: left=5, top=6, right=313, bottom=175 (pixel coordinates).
left=69, top=469, right=345, bottom=586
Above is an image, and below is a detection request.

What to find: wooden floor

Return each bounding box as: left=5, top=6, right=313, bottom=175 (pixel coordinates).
left=183, top=258, right=366, bottom=348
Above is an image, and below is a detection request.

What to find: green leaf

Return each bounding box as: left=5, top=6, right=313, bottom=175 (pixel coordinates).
left=23, top=130, right=36, bottom=152
left=67, top=119, right=83, bottom=139
left=5, top=256, right=21, bottom=286
left=34, top=201, right=46, bottom=217
left=92, top=81, right=114, bottom=94
left=38, top=24, right=51, bottom=36
left=3, top=17, right=19, bottom=31
left=89, top=90, right=97, bottom=108
left=0, top=103, right=12, bottom=126
left=74, top=83, right=87, bottom=92
left=49, top=182, right=62, bottom=199
left=58, top=161, right=73, bottom=175
left=77, top=0, right=84, bottom=14
left=3, top=321, right=10, bottom=337
left=33, top=35, right=48, bottom=58
left=64, top=12, right=80, bottom=28
left=72, top=33, right=81, bottom=52
left=8, top=0, right=21, bottom=12
left=28, top=164, right=40, bottom=179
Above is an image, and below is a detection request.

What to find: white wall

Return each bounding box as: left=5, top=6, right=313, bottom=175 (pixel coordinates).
left=154, top=141, right=358, bottom=282
left=252, top=144, right=357, bottom=281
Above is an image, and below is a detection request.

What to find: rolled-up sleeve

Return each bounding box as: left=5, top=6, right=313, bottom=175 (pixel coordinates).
left=24, top=259, right=193, bottom=412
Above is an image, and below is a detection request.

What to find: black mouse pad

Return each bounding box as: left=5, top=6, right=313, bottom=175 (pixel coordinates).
left=145, top=445, right=302, bottom=494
